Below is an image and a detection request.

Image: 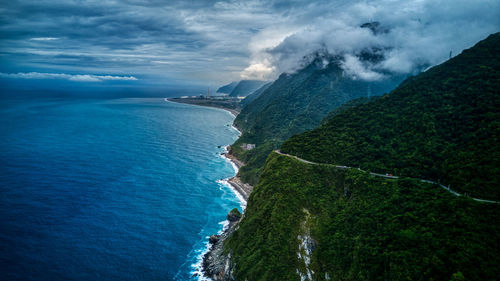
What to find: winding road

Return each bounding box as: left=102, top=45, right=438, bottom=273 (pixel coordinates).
left=274, top=150, right=499, bottom=204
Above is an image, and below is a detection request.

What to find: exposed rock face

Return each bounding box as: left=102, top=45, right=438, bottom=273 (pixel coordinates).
left=202, top=211, right=241, bottom=281
left=209, top=235, right=220, bottom=244
left=227, top=177, right=252, bottom=201
left=227, top=208, right=241, bottom=222
left=296, top=209, right=317, bottom=281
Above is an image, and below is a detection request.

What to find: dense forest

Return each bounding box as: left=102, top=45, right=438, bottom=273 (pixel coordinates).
left=226, top=153, right=500, bottom=281
left=282, top=33, right=500, bottom=200
left=218, top=33, right=500, bottom=281
left=240, top=82, right=272, bottom=107
left=232, top=52, right=405, bottom=185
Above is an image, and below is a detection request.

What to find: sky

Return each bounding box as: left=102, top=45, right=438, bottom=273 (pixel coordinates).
left=0, top=0, right=499, bottom=96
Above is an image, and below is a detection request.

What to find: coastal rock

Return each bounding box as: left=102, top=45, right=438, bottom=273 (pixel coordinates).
left=227, top=208, right=241, bottom=222
left=202, top=211, right=241, bottom=281
left=209, top=235, right=220, bottom=244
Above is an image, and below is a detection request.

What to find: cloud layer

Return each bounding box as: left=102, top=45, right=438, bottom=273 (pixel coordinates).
left=0, top=72, right=137, bottom=82
left=242, top=0, right=500, bottom=80
left=1, top=0, right=498, bottom=87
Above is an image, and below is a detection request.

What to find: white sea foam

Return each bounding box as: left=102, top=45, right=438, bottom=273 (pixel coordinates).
left=187, top=112, right=244, bottom=280
left=231, top=125, right=242, bottom=137
left=190, top=220, right=230, bottom=281
left=217, top=179, right=247, bottom=209
left=219, top=147, right=239, bottom=174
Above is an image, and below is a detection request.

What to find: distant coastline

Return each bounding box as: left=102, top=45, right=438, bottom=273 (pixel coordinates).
left=167, top=97, right=241, bottom=117
left=167, top=97, right=251, bottom=202
left=167, top=97, right=251, bottom=280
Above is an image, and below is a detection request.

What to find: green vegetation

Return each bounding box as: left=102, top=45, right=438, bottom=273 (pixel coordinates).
left=228, top=208, right=241, bottom=218
left=226, top=153, right=500, bottom=281
left=282, top=33, right=500, bottom=200
left=240, top=82, right=272, bottom=107
left=229, top=80, right=268, bottom=97
left=232, top=54, right=404, bottom=185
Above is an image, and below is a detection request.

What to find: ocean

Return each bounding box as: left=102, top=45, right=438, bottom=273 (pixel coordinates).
left=0, top=97, right=242, bottom=280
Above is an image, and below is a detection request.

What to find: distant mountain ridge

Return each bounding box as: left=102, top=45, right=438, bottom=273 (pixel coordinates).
left=229, top=80, right=268, bottom=97
left=216, top=81, right=238, bottom=94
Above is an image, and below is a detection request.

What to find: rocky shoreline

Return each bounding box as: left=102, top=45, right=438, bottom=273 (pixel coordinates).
left=176, top=100, right=250, bottom=280
left=224, top=148, right=253, bottom=201
left=167, top=97, right=241, bottom=117
left=201, top=209, right=241, bottom=281
left=198, top=146, right=253, bottom=280
left=168, top=98, right=251, bottom=280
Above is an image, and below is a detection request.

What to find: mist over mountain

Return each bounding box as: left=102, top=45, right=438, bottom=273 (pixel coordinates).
left=282, top=32, right=500, bottom=200
left=215, top=31, right=500, bottom=281
left=242, top=1, right=500, bottom=83
left=231, top=49, right=407, bottom=184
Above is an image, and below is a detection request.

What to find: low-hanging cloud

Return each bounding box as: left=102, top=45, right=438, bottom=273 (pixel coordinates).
left=242, top=0, right=500, bottom=81
left=0, top=72, right=138, bottom=82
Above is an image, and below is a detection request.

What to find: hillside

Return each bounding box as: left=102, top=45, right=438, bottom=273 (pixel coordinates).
left=224, top=152, right=499, bottom=281
left=217, top=81, right=238, bottom=94
left=232, top=54, right=405, bottom=184
left=206, top=32, right=500, bottom=281
left=282, top=32, right=500, bottom=200
left=229, top=80, right=268, bottom=97
left=240, top=82, right=272, bottom=107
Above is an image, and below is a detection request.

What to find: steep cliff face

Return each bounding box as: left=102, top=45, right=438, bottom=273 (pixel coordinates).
left=222, top=153, right=500, bottom=281
left=212, top=33, right=500, bottom=281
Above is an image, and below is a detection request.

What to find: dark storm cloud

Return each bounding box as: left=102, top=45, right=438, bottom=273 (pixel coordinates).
left=1, top=0, right=499, bottom=87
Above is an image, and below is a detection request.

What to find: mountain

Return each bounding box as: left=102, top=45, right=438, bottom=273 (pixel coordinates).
left=217, top=81, right=238, bottom=94
left=215, top=32, right=500, bottom=281
left=229, top=80, right=268, bottom=97
left=282, top=32, right=500, bottom=200
left=231, top=53, right=406, bottom=185
left=240, top=82, right=272, bottom=107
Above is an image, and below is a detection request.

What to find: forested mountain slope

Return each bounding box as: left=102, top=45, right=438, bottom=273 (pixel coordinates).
left=229, top=80, right=268, bottom=97
left=282, top=32, right=500, bottom=200
left=225, top=153, right=499, bottom=281
left=222, top=33, right=500, bottom=281
left=240, top=82, right=272, bottom=107
left=232, top=53, right=405, bottom=184
left=217, top=81, right=238, bottom=94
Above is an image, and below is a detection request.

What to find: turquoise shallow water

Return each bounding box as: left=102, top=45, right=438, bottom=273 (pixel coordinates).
left=0, top=97, right=241, bottom=280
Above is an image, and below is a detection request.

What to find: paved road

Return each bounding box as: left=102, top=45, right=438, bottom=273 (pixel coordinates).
left=274, top=150, right=499, bottom=204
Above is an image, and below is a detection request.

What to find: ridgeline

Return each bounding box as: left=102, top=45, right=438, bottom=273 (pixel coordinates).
left=205, top=33, right=500, bottom=281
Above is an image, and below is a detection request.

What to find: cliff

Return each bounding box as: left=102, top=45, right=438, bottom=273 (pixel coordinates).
left=206, top=33, right=500, bottom=280
left=202, top=209, right=241, bottom=281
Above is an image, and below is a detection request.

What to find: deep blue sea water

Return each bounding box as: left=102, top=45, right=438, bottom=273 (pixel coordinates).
left=0, top=97, right=241, bottom=281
